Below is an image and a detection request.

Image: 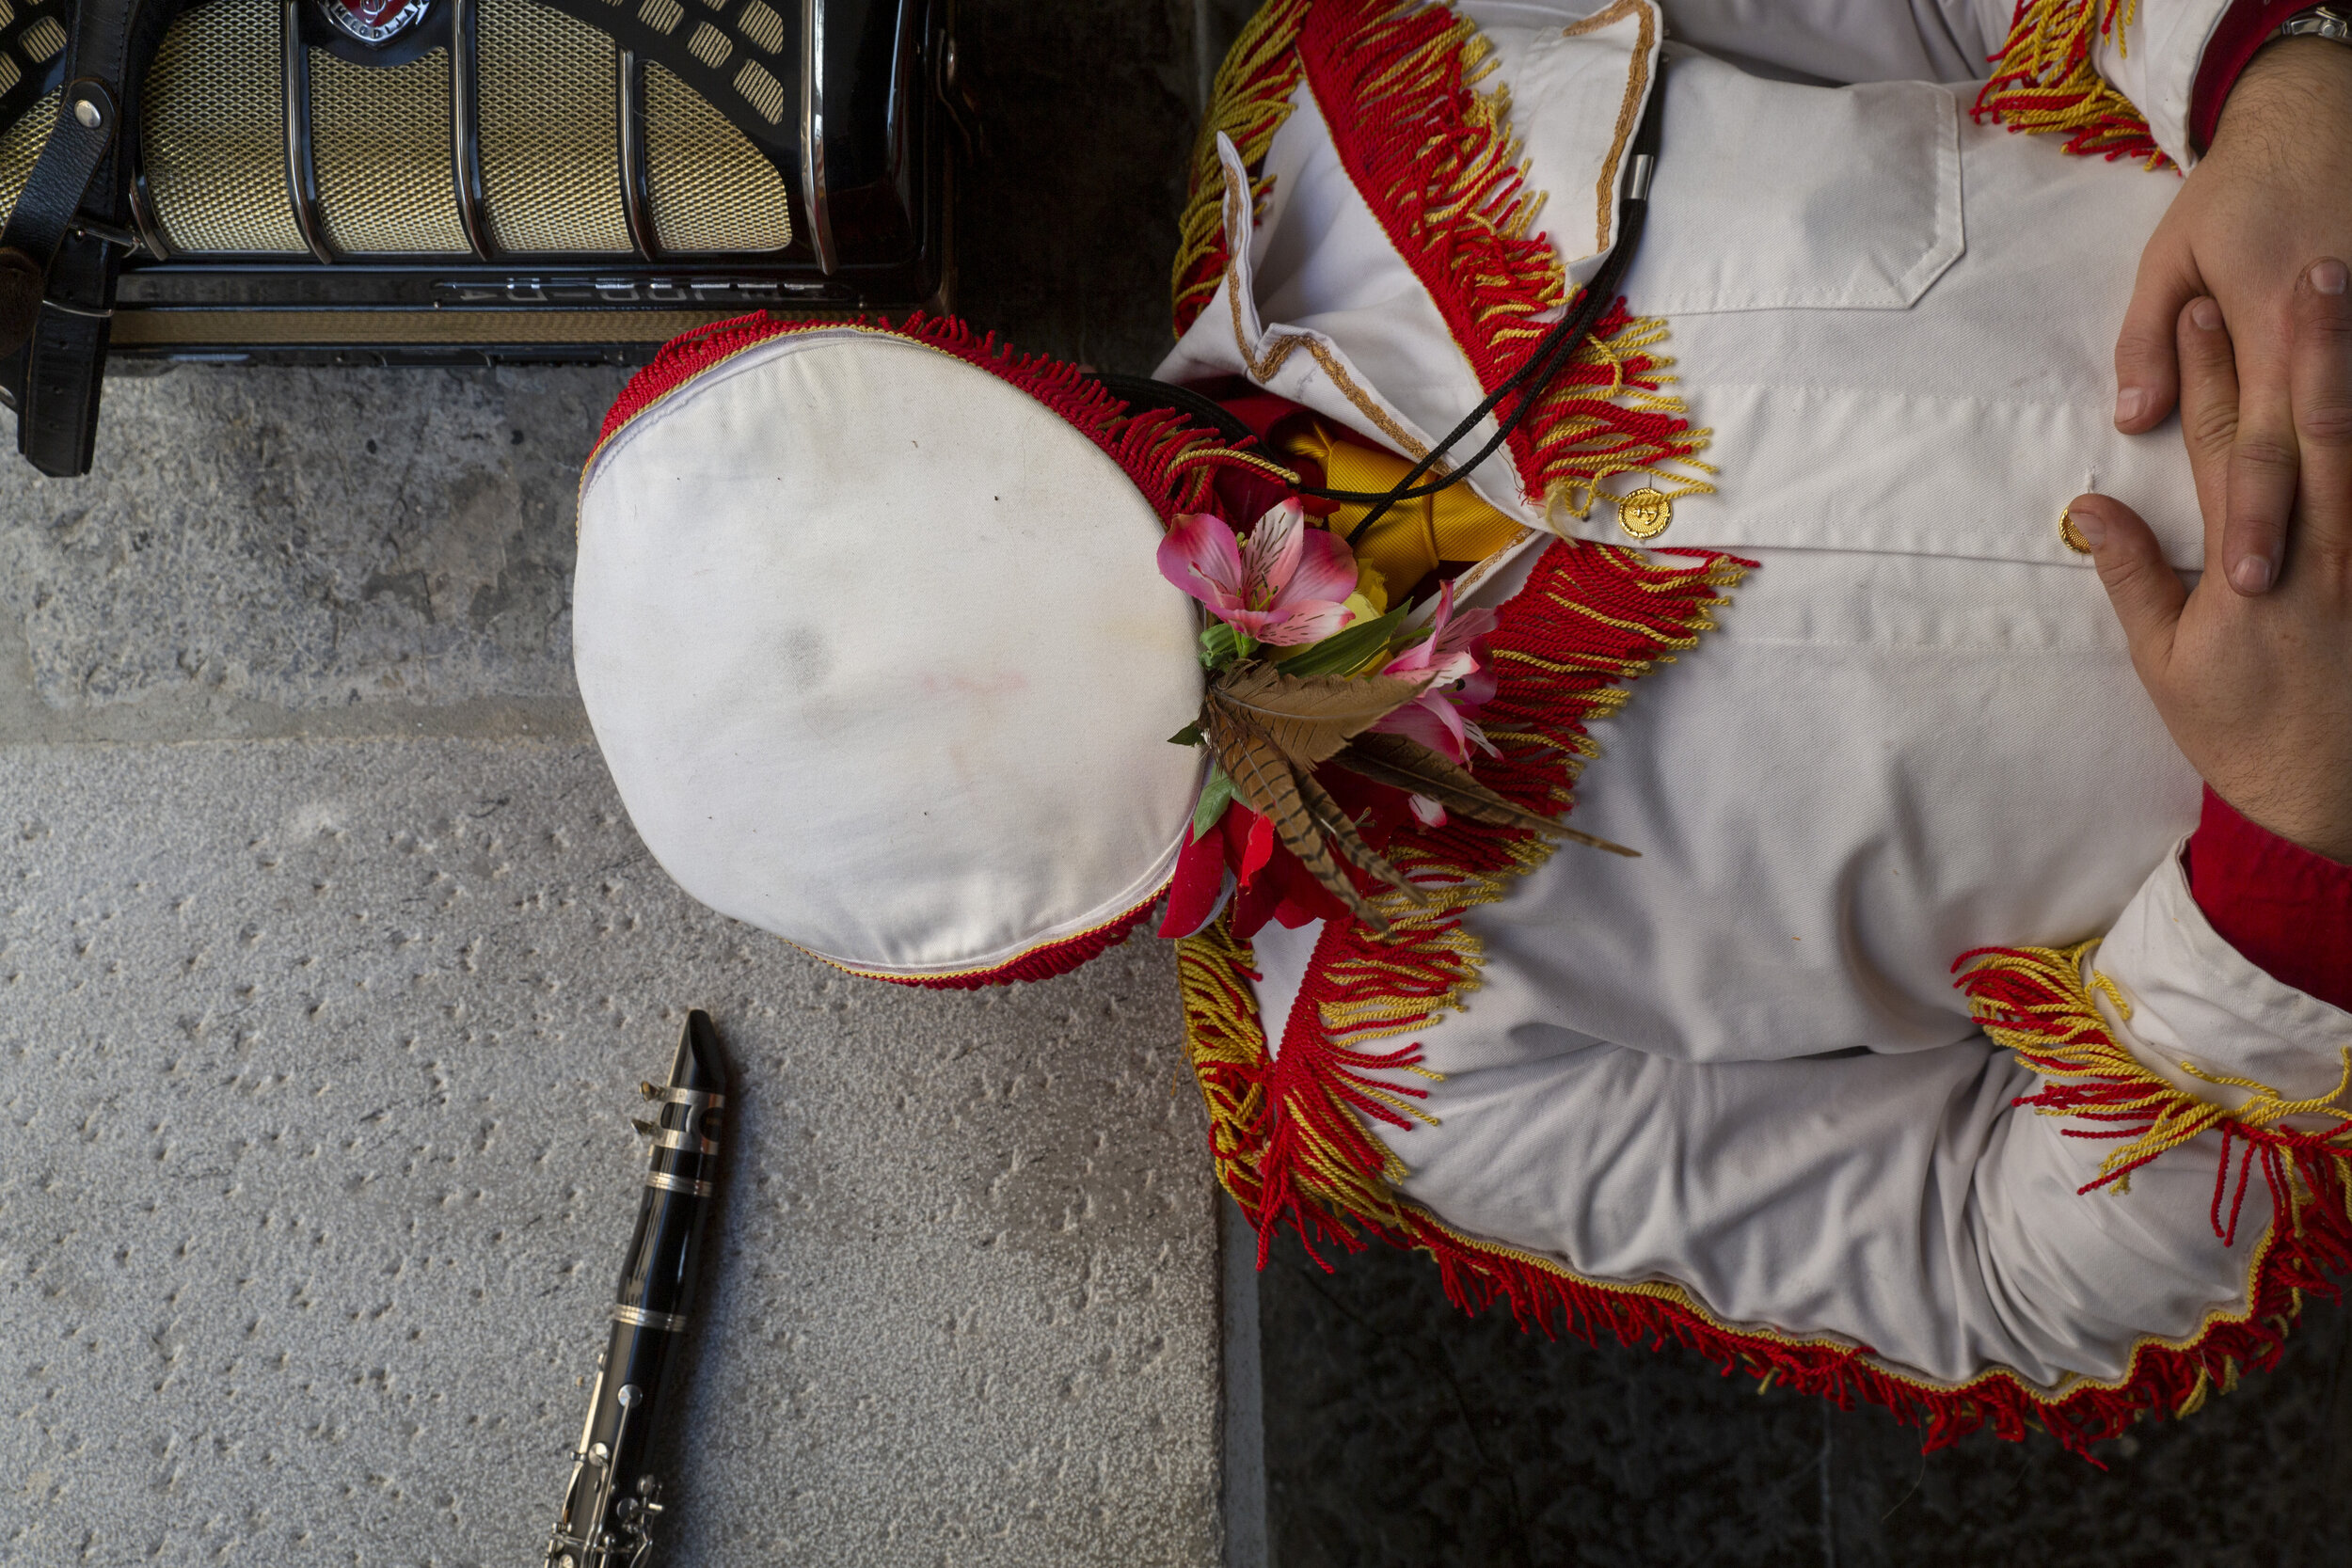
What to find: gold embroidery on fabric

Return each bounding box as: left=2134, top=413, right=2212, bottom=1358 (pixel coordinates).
left=1172, top=0, right=1312, bottom=336
left=1559, top=0, right=1656, bottom=257
left=1165, top=445, right=1305, bottom=487
left=1219, top=158, right=1437, bottom=463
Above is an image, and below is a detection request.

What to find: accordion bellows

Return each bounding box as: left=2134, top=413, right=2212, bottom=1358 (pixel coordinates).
left=574, top=329, right=1205, bottom=981
left=0, top=0, right=790, bottom=258
left=0, top=0, right=943, bottom=373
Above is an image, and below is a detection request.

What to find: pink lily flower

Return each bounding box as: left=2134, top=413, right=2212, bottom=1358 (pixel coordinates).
left=1157, top=499, right=1359, bottom=646
left=1375, top=580, right=1500, bottom=767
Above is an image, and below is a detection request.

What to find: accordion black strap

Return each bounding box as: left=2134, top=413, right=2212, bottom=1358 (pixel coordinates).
left=0, top=0, right=175, bottom=476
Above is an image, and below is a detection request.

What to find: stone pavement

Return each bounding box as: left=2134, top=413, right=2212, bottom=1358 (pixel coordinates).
left=0, top=5, right=1261, bottom=1563
left=0, top=740, right=1216, bottom=1566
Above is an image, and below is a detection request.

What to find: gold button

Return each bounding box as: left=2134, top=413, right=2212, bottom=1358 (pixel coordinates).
left=1615, top=486, right=1672, bottom=540
left=2058, top=507, right=2091, bottom=555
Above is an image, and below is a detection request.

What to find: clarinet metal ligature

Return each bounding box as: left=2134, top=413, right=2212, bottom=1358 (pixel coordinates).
left=544, top=1008, right=726, bottom=1568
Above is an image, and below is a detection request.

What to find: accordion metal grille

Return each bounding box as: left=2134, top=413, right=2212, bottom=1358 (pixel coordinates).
left=141, top=0, right=308, bottom=256
left=309, top=46, right=471, bottom=255
left=477, top=0, right=631, bottom=254
left=644, top=59, right=789, bottom=254
left=0, top=87, right=55, bottom=229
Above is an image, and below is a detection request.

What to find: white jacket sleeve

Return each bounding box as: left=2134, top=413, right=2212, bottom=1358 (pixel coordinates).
left=1247, top=847, right=2352, bottom=1404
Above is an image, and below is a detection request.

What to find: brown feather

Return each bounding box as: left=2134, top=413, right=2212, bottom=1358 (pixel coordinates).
left=1294, top=768, right=1428, bottom=904
left=1206, top=660, right=1434, bottom=771
left=1204, top=704, right=1391, bottom=932
left=1332, top=732, right=1639, bottom=858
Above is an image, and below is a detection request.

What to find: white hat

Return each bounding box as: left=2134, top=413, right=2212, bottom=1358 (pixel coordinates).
left=574, top=317, right=1212, bottom=986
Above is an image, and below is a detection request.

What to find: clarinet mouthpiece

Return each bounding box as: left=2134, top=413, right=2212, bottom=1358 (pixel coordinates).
left=672, top=1009, right=724, bottom=1095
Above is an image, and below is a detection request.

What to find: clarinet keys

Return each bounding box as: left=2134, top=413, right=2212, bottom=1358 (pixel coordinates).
left=542, top=1011, right=727, bottom=1568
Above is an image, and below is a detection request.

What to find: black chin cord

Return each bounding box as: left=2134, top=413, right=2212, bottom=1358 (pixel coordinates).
left=1094, top=56, right=1668, bottom=547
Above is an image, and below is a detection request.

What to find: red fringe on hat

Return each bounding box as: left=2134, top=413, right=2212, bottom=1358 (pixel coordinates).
left=823, top=898, right=1163, bottom=991
left=597, top=310, right=1269, bottom=526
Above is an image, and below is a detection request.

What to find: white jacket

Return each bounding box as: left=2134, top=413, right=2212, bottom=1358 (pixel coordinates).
left=1157, top=0, right=2350, bottom=1429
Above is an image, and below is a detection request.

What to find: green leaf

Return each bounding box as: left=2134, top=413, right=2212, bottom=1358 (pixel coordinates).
left=1167, top=721, right=1204, bottom=748
left=1277, top=605, right=1409, bottom=678
left=1199, top=622, right=1257, bottom=671
left=1191, top=764, right=1235, bottom=839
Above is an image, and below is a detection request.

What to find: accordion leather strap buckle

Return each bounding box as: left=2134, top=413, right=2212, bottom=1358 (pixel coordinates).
left=0, top=77, right=120, bottom=356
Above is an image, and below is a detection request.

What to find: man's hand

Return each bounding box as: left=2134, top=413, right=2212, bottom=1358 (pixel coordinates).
left=2113, top=38, right=2352, bottom=597
left=2073, top=271, right=2352, bottom=864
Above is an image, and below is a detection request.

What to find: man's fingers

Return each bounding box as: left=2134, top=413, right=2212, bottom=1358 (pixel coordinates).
left=2174, top=294, right=2240, bottom=541
left=2068, top=493, right=2185, bottom=670
left=2289, top=258, right=2352, bottom=567
left=2115, top=251, right=2195, bottom=433
left=2223, top=313, right=2298, bottom=595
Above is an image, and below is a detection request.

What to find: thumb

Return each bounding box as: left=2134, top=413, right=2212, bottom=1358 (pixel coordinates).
left=2114, top=253, right=2197, bottom=433
left=2069, top=493, right=2185, bottom=663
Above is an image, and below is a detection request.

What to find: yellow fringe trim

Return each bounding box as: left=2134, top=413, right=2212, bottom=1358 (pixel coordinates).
left=1171, top=0, right=1311, bottom=337
left=1961, top=942, right=2352, bottom=1194
left=1975, top=0, right=2169, bottom=169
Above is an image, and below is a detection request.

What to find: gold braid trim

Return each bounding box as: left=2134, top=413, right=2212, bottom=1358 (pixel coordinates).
left=1171, top=0, right=1311, bottom=337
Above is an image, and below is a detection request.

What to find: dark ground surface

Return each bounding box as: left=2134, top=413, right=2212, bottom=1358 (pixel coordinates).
left=1258, top=1231, right=2352, bottom=1568
left=948, top=5, right=2352, bottom=1565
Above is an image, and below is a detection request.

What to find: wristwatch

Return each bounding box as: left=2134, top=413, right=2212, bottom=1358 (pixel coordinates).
left=2280, top=4, right=2352, bottom=44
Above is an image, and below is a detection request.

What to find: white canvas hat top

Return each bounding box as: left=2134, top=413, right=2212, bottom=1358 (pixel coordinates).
left=575, top=318, right=1221, bottom=985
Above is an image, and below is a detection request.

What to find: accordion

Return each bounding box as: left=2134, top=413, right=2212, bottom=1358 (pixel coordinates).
left=0, top=0, right=954, bottom=474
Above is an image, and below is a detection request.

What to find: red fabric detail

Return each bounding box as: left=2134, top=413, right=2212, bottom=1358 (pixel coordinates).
left=877, top=898, right=1161, bottom=990
left=1161, top=825, right=1232, bottom=940
left=1294, top=1, right=1704, bottom=507
left=2189, top=0, right=2304, bottom=153
left=1186, top=377, right=1313, bottom=441
left=1225, top=804, right=1351, bottom=939
left=2185, top=784, right=2352, bottom=1012
left=1236, top=811, right=1278, bottom=888
left=1184, top=377, right=1341, bottom=518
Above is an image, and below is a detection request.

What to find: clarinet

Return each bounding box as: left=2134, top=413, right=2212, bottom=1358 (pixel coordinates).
left=543, top=1010, right=727, bottom=1568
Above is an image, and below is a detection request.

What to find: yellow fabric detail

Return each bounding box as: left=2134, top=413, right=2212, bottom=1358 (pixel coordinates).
left=1281, top=417, right=1530, bottom=607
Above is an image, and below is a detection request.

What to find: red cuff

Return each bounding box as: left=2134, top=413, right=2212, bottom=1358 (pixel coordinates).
left=2190, top=0, right=2307, bottom=153
left=2184, top=785, right=2352, bottom=1011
